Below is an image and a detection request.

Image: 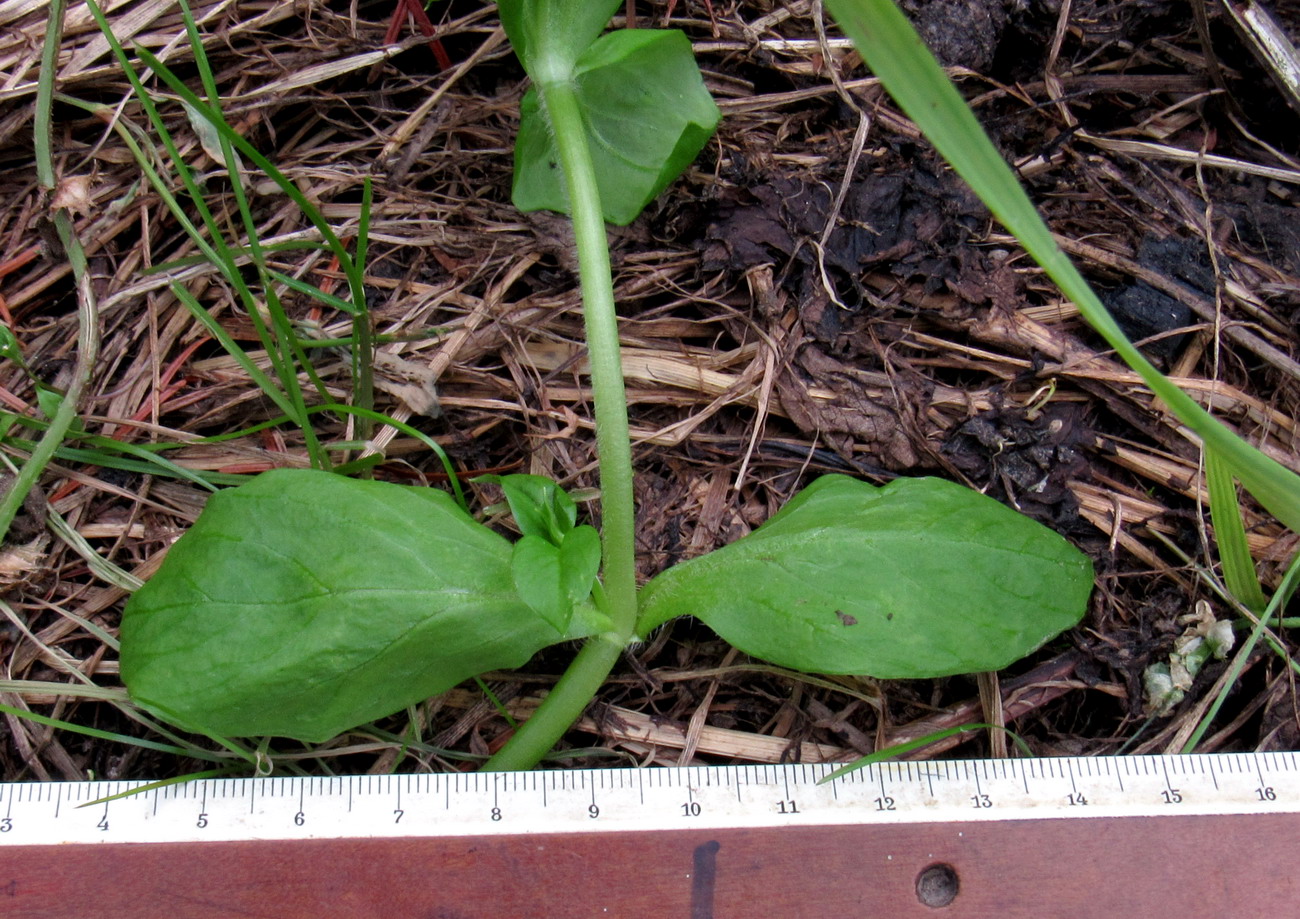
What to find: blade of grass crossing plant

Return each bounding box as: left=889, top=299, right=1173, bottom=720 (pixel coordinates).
left=1206, top=449, right=1268, bottom=612
left=176, top=1, right=331, bottom=466
left=303, top=404, right=466, bottom=509
left=818, top=723, right=1034, bottom=784
left=353, top=178, right=376, bottom=427
left=82, top=769, right=246, bottom=807
left=0, top=701, right=219, bottom=760
left=1182, top=550, right=1300, bottom=752
left=2, top=0, right=99, bottom=543
left=85, top=0, right=325, bottom=459
left=824, top=0, right=1300, bottom=533
left=171, top=284, right=296, bottom=417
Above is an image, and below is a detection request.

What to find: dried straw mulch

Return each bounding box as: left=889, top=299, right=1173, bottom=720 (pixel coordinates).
left=1, top=0, right=1299, bottom=780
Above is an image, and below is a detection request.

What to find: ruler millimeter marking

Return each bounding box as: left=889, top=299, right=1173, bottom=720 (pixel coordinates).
left=3, top=752, right=1298, bottom=846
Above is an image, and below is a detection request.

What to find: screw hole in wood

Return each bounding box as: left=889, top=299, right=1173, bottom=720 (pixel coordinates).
left=915, top=863, right=959, bottom=908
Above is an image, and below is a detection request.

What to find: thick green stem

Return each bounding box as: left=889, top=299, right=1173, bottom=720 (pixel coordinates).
left=484, top=79, right=639, bottom=772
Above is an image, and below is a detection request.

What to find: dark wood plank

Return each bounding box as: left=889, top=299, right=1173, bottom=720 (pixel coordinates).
left=4, top=814, right=1296, bottom=917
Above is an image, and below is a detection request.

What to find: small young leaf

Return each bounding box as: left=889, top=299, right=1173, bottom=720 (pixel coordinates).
left=512, top=534, right=569, bottom=632
left=559, top=524, right=601, bottom=605
left=483, top=473, right=578, bottom=546
left=513, top=29, right=721, bottom=226
left=120, top=469, right=594, bottom=742
left=637, top=475, right=1093, bottom=679
left=0, top=323, right=25, bottom=367
left=35, top=386, right=83, bottom=434
left=35, top=386, right=64, bottom=421
left=511, top=524, right=602, bottom=633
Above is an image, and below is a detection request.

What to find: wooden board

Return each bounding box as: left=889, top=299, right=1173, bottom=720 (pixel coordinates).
left=6, top=813, right=1296, bottom=918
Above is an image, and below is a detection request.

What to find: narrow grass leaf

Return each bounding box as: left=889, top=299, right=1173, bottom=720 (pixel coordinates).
left=80, top=769, right=245, bottom=807
left=171, top=283, right=295, bottom=417
left=824, top=0, right=1300, bottom=532
left=265, top=269, right=360, bottom=315
left=818, top=723, right=1033, bottom=783
left=1182, top=549, right=1300, bottom=752
left=0, top=701, right=216, bottom=760
left=303, top=403, right=466, bottom=509
left=1206, top=449, right=1268, bottom=612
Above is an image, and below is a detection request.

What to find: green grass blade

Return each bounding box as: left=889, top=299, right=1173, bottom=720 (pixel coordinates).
left=303, top=404, right=467, bottom=510
left=132, top=46, right=354, bottom=274
left=84, top=0, right=319, bottom=445
left=262, top=283, right=335, bottom=459
left=175, top=2, right=331, bottom=468
left=824, top=0, right=1300, bottom=532
left=81, top=769, right=245, bottom=806
left=1206, top=450, right=1268, bottom=612
left=0, top=0, right=99, bottom=543
left=152, top=6, right=372, bottom=455
left=818, top=723, right=1033, bottom=783
left=47, top=510, right=143, bottom=592
left=0, top=417, right=231, bottom=490
left=83, top=1, right=249, bottom=290
left=0, top=680, right=127, bottom=701
left=0, top=702, right=211, bottom=758
left=265, top=269, right=361, bottom=315
left=1182, top=550, right=1300, bottom=752
left=351, top=178, right=376, bottom=440
left=171, top=283, right=296, bottom=417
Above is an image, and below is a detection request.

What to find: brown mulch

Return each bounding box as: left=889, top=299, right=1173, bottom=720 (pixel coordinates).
left=1, top=0, right=1299, bottom=781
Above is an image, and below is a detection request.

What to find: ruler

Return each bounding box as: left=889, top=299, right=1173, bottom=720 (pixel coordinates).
left=4, top=752, right=1298, bottom=918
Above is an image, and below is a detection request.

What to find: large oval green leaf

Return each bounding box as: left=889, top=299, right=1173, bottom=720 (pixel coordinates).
left=120, top=469, right=587, bottom=742
left=637, top=475, right=1093, bottom=678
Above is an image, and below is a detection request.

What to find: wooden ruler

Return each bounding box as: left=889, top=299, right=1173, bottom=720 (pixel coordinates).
left=4, top=752, right=1298, bottom=917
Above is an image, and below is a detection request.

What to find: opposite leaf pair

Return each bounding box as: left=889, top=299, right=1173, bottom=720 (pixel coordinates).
left=120, top=468, right=1092, bottom=744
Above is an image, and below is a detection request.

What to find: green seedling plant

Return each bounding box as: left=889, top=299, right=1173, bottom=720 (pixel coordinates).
left=117, top=0, right=1097, bottom=772
left=94, top=0, right=1297, bottom=772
